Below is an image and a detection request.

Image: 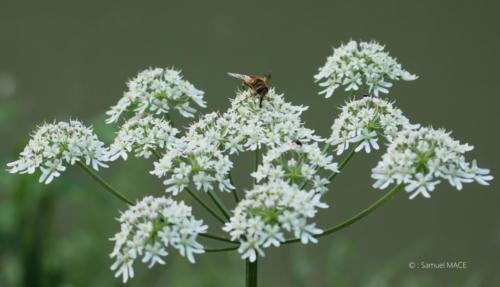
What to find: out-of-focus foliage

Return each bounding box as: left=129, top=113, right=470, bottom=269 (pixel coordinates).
left=287, top=237, right=494, bottom=287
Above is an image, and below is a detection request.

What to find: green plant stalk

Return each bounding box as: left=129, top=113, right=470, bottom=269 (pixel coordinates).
left=300, top=143, right=358, bottom=190
left=254, top=147, right=260, bottom=183
left=78, top=163, right=234, bottom=244
left=185, top=188, right=226, bottom=224
left=229, top=173, right=239, bottom=203
left=202, top=184, right=403, bottom=253
left=246, top=146, right=261, bottom=287
left=327, top=145, right=357, bottom=182
left=205, top=245, right=239, bottom=253
left=283, top=183, right=403, bottom=244
left=152, top=150, right=162, bottom=160
left=207, top=189, right=231, bottom=220
left=199, top=232, right=236, bottom=244
left=77, top=161, right=134, bottom=205
left=246, top=259, right=258, bottom=287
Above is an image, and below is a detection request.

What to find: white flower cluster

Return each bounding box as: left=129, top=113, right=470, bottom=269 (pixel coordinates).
left=224, top=143, right=337, bottom=261
left=108, top=116, right=179, bottom=161
left=185, top=89, right=320, bottom=152
left=252, top=143, right=339, bottom=191
left=315, top=40, right=418, bottom=98
left=328, top=96, right=417, bottom=155
left=106, top=67, right=206, bottom=123
left=110, top=196, right=207, bottom=283
left=150, top=116, right=235, bottom=195
left=214, top=89, right=322, bottom=151
left=151, top=89, right=321, bottom=195
left=371, top=127, right=493, bottom=199
left=7, top=120, right=108, bottom=184
left=224, top=178, right=326, bottom=262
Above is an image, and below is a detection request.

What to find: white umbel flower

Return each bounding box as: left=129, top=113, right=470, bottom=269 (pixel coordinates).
left=108, top=116, right=179, bottom=161
left=328, top=97, right=417, bottom=155
left=151, top=89, right=323, bottom=195
left=315, top=40, right=418, bottom=98
left=371, top=127, right=493, bottom=199
left=106, top=67, right=206, bottom=123
left=224, top=142, right=335, bottom=261
left=252, top=142, right=338, bottom=192
left=150, top=125, right=235, bottom=194
left=223, top=178, right=327, bottom=262
left=190, top=89, right=323, bottom=153
left=110, top=196, right=207, bottom=283
left=7, top=120, right=109, bottom=184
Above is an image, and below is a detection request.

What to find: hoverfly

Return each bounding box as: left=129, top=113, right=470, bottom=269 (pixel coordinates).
left=228, top=72, right=271, bottom=107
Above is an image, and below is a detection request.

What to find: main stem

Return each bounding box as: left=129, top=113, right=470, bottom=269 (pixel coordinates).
left=246, top=259, right=258, bottom=287
left=246, top=146, right=261, bottom=287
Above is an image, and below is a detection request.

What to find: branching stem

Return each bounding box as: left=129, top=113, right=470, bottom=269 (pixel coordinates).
left=185, top=188, right=226, bottom=224
left=77, top=161, right=133, bottom=205
left=207, top=189, right=231, bottom=220
left=283, top=183, right=403, bottom=244
left=204, top=245, right=239, bottom=253
left=199, top=233, right=237, bottom=244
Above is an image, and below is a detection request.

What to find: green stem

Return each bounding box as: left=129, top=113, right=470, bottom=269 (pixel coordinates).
left=207, top=189, right=231, bottom=220
left=283, top=184, right=403, bottom=244
left=245, top=147, right=261, bottom=287
left=299, top=144, right=358, bottom=190
left=199, top=232, right=236, bottom=244
left=77, top=161, right=133, bottom=205
left=204, top=245, right=239, bottom=253
left=152, top=150, right=162, bottom=160
left=327, top=144, right=358, bottom=182
left=185, top=188, right=226, bottom=224
left=165, top=112, right=175, bottom=126
left=254, top=147, right=260, bottom=183
left=246, top=259, right=258, bottom=287
left=229, top=173, right=239, bottom=203
left=152, top=148, right=228, bottom=224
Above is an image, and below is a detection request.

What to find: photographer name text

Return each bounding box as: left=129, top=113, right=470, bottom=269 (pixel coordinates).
left=408, top=261, right=467, bottom=270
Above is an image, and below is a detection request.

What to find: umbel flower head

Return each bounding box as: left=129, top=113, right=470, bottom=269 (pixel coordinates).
left=224, top=143, right=337, bottom=261
left=224, top=178, right=326, bottom=262
left=108, top=116, right=179, bottom=161
left=7, top=120, right=108, bottom=184
left=214, top=89, right=322, bottom=151
left=150, top=89, right=322, bottom=195
left=371, top=127, right=493, bottom=199
left=184, top=88, right=321, bottom=153
left=110, top=196, right=207, bottom=283
left=106, top=67, right=206, bottom=123
left=252, top=143, right=338, bottom=191
left=327, top=96, right=417, bottom=155
left=315, top=40, right=418, bottom=98
left=150, top=116, right=235, bottom=195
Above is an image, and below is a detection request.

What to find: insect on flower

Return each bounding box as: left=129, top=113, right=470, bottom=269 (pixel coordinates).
left=228, top=72, right=271, bottom=108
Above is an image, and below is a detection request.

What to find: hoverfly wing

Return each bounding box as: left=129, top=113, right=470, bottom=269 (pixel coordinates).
left=227, top=72, right=253, bottom=82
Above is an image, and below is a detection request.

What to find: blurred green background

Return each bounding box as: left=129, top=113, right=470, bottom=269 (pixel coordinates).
left=1, top=0, right=499, bottom=286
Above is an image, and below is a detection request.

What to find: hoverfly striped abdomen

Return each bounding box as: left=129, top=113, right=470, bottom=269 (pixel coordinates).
left=254, top=80, right=269, bottom=96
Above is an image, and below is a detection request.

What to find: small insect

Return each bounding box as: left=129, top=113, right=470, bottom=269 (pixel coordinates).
left=294, top=139, right=303, bottom=146
left=228, top=72, right=271, bottom=107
